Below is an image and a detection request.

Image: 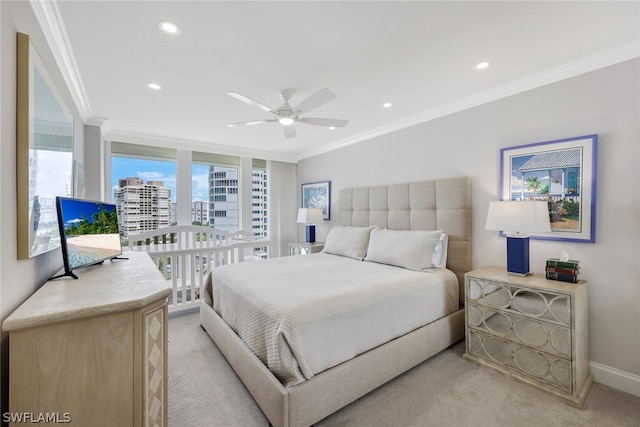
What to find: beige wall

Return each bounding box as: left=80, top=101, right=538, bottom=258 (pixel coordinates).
left=297, top=59, right=640, bottom=392
left=0, top=1, right=86, bottom=413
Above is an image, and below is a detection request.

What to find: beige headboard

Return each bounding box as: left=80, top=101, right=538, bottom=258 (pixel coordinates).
left=338, top=177, right=471, bottom=303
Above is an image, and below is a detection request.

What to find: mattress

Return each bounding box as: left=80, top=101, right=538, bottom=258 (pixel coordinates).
left=207, top=252, right=459, bottom=387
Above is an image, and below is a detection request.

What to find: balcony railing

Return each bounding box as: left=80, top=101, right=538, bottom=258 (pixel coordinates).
left=127, top=226, right=271, bottom=312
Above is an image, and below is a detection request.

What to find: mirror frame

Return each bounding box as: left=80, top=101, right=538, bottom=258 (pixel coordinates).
left=17, top=32, right=74, bottom=259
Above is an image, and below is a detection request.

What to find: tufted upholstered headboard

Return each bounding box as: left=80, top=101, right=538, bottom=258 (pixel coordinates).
left=338, top=176, right=471, bottom=303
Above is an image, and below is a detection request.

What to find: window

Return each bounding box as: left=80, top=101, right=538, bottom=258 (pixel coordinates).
left=111, top=142, right=177, bottom=240
left=110, top=145, right=266, bottom=244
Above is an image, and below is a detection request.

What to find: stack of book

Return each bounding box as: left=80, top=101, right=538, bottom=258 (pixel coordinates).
left=545, top=258, right=580, bottom=283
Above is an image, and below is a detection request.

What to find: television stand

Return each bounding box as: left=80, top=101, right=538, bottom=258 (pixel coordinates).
left=49, top=256, right=130, bottom=281
left=49, top=271, right=79, bottom=280
left=3, top=252, right=171, bottom=426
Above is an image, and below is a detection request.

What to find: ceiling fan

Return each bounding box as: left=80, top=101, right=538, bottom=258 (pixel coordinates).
left=226, top=88, right=348, bottom=138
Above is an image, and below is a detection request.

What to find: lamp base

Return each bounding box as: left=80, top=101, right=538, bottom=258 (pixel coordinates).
left=506, top=235, right=531, bottom=276
left=506, top=271, right=531, bottom=277
left=305, top=225, right=316, bottom=243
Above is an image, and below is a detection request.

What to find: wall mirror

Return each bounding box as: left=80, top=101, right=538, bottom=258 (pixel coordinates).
left=17, top=32, right=74, bottom=259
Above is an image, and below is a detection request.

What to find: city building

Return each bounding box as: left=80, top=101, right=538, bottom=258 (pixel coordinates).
left=251, top=169, right=268, bottom=238
left=208, top=166, right=267, bottom=237
left=114, top=177, right=171, bottom=237
left=191, top=200, right=209, bottom=225
left=208, top=167, right=238, bottom=232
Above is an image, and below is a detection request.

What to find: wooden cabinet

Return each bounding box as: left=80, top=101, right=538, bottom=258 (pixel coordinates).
left=3, top=252, right=171, bottom=426
left=463, top=267, right=592, bottom=407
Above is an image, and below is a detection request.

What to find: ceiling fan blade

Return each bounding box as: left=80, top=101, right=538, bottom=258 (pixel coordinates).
left=298, top=117, right=349, bottom=127
left=227, top=92, right=275, bottom=114
left=293, top=88, right=336, bottom=114
left=283, top=124, right=297, bottom=139
left=226, top=119, right=277, bottom=127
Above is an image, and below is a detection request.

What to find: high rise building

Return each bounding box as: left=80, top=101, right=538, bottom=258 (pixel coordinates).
left=251, top=169, right=268, bottom=238
left=192, top=201, right=209, bottom=225
left=171, top=202, right=177, bottom=225
left=114, top=177, right=171, bottom=237
left=208, top=167, right=239, bottom=232
left=208, top=166, right=267, bottom=237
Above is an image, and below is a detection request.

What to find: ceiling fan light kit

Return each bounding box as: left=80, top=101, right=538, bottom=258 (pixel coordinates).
left=226, top=88, right=348, bottom=138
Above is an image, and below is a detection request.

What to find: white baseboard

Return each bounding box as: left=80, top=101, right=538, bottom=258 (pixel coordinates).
left=590, top=361, right=640, bottom=398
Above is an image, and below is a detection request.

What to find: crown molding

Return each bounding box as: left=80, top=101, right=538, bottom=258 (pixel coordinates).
left=30, top=0, right=93, bottom=122
left=296, top=40, right=640, bottom=161
left=106, top=130, right=299, bottom=164
left=86, top=117, right=111, bottom=137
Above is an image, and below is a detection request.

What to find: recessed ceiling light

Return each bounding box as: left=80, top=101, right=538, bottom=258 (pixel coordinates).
left=329, top=126, right=336, bottom=130
left=147, top=83, right=162, bottom=90
left=158, top=20, right=181, bottom=35
left=475, top=61, right=491, bottom=70
left=383, top=102, right=392, bottom=108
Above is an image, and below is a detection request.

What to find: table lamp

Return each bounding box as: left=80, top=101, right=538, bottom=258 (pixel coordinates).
left=297, top=208, right=324, bottom=243
left=485, top=201, right=551, bottom=276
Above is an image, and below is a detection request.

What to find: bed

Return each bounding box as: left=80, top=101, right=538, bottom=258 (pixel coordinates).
left=199, top=177, right=471, bottom=427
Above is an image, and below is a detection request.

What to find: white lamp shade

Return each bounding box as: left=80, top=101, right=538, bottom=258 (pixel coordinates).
left=297, top=208, right=324, bottom=224
left=485, top=201, right=551, bottom=234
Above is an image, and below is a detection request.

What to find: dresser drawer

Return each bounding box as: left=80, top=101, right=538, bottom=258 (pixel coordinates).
left=467, top=302, right=571, bottom=359
left=464, top=268, right=592, bottom=407
left=467, top=277, right=571, bottom=327
left=467, top=329, right=572, bottom=392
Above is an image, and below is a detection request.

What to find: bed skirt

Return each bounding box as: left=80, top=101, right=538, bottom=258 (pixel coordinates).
left=199, top=300, right=465, bottom=427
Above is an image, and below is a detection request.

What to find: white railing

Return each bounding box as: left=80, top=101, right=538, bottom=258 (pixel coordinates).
left=126, top=226, right=271, bottom=312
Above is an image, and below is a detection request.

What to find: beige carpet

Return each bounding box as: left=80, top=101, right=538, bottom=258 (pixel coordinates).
left=168, top=309, right=640, bottom=427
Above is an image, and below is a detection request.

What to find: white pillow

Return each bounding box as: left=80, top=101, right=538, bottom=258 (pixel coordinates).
left=322, top=226, right=374, bottom=260
left=431, top=233, right=449, bottom=268
left=364, top=228, right=442, bottom=272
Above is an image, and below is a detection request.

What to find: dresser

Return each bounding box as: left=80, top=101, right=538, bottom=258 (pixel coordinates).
left=463, top=267, right=592, bottom=407
left=3, top=251, right=171, bottom=426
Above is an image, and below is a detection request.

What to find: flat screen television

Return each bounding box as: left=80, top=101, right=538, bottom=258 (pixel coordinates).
left=52, top=197, right=125, bottom=279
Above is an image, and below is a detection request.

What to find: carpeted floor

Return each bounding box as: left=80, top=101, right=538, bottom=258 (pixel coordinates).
left=168, top=309, right=640, bottom=427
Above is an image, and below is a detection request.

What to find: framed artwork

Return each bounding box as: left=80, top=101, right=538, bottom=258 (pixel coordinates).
left=500, top=134, right=597, bottom=243
left=301, top=181, right=331, bottom=220
left=17, top=32, right=74, bottom=259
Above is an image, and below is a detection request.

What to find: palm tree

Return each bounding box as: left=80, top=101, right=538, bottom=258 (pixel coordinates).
left=526, top=176, right=543, bottom=193
left=94, top=203, right=107, bottom=234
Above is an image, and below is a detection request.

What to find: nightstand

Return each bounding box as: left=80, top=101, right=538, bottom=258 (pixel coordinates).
left=289, top=242, right=324, bottom=255
left=463, top=267, right=592, bottom=407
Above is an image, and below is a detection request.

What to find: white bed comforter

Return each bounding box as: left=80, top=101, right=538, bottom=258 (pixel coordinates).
left=210, top=253, right=459, bottom=387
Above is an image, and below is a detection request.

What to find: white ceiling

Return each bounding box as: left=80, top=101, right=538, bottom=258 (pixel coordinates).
left=42, top=1, right=640, bottom=162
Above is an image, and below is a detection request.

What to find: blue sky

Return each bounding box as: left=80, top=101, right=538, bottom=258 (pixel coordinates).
left=111, top=158, right=211, bottom=202
left=191, top=164, right=210, bottom=201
